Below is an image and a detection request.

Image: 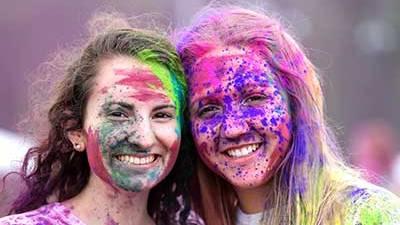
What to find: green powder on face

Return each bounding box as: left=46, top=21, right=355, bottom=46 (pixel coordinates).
left=136, top=49, right=185, bottom=128
left=99, top=122, right=114, bottom=155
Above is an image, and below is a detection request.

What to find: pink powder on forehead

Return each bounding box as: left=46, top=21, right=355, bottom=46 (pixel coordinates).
left=114, top=68, right=163, bottom=89
left=128, top=91, right=169, bottom=102
left=191, top=52, right=268, bottom=95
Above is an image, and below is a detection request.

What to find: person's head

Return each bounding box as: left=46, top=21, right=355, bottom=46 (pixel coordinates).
left=66, top=30, right=186, bottom=193
left=178, top=5, right=323, bottom=190
left=12, top=14, right=188, bottom=220
left=177, top=5, right=345, bottom=224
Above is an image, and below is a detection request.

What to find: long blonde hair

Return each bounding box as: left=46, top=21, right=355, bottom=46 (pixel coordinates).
left=176, top=5, right=362, bottom=225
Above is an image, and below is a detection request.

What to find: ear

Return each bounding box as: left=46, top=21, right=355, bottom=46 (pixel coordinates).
left=67, top=130, right=87, bottom=152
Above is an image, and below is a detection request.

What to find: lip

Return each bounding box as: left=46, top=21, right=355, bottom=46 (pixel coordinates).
left=221, top=142, right=264, bottom=163
left=112, top=153, right=162, bottom=170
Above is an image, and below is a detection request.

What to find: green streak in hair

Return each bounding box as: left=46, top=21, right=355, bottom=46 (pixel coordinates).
left=136, top=49, right=185, bottom=128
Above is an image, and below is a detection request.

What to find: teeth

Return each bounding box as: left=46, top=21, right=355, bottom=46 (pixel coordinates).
left=116, top=154, right=156, bottom=165
left=226, top=144, right=260, bottom=158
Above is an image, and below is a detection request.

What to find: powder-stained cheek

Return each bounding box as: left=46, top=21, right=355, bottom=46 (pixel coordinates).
left=163, top=137, right=181, bottom=173
left=86, top=127, right=112, bottom=184
left=192, top=119, right=220, bottom=157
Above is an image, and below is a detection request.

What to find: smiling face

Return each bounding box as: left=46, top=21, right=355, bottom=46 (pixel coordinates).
left=188, top=46, right=292, bottom=188
left=83, top=55, right=181, bottom=192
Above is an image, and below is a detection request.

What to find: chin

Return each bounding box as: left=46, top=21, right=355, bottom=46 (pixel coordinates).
left=226, top=175, right=273, bottom=190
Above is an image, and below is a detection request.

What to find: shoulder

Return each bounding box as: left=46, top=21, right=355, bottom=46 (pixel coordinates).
left=344, top=182, right=400, bottom=225
left=0, top=203, right=85, bottom=225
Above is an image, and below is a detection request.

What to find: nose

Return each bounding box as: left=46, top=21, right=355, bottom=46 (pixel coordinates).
left=127, top=116, right=155, bottom=150
left=220, top=112, right=250, bottom=139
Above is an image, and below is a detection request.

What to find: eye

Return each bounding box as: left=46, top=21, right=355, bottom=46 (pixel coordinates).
left=154, top=112, right=172, bottom=119
left=107, top=111, right=128, bottom=120
left=152, top=110, right=176, bottom=122
left=197, top=105, right=220, bottom=118
left=243, top=94, right=267, bottom=105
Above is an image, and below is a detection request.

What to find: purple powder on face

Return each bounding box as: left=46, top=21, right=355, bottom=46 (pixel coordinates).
left=200, top=126, right=208, bottom=133
left=261, top=118, right=269, bottom=126
left=242, top=107, right=264, bottom=118
left=223, top=96, right=233, bottom=111
left=270, top=117, right=278, bottom=126
left=274, top=130, right=286, bottom=144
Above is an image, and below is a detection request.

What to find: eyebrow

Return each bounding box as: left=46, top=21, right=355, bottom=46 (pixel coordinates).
left=101, top=101, right=134, bottom=111
left=189, top=95, right=217, bottom=110
left=153, top=104, right=176, bottom=111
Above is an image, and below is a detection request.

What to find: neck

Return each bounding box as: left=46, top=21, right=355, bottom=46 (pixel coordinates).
left=64, top=173, right=155, bottom=225
left=233, top=181, right=274, bottom=214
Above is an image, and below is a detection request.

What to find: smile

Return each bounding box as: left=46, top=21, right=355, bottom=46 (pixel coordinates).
left=115, top=154, right=159, bottom=165
left=224, top=143, right=261, bottom=158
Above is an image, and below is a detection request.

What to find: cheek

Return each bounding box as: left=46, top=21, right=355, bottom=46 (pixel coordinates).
left=191, top=119, right=218, bottom=157
left=86, top=127, right=111, bottom=183
left=160, top=129, right=181, bottom=172
left=155, top=122, right=181, bottom=153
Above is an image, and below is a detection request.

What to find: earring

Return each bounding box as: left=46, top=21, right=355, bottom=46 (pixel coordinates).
left=74, top=143, right=82, bottom=151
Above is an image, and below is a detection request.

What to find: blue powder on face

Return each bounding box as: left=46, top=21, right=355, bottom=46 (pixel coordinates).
left=261, top=118, right=269, bottom=126
left=274, top=130, right=286, bottom=144
left=223, top=96, right=233, bottom=111
left=148, top=168, right=161, bottom=182
left=200, top=126, right=208, bottom=133
left=273, top=106, right=284, bottom=115
left=270, top=117, right=278, bottom=126
left=242, top=107, right=264, bottom=118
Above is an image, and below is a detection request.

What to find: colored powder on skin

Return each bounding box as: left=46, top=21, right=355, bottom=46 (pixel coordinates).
left=87, top=127, right=112, bottom=185
left=115, top=69, right=163, bottom=87
left=189, top=49, right=295, bottom=188
left=148, top=168, right=161, bottom=182
left=110, top=168, right=141, bottom=192
left=98, top=121, right=140, bottom=192
left=261, top=118, right=269, bottom=126
left=271, top=130, right=286, bottom=144
left=129, top=92, right=167, bottom=102
left=114, top=69, right=168, bottom=102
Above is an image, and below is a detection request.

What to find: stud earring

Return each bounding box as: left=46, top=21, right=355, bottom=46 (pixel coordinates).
left=74, top=143, right=82, bottom=151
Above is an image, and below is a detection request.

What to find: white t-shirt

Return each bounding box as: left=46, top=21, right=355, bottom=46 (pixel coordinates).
left=235, top=207, right=264, bottom=225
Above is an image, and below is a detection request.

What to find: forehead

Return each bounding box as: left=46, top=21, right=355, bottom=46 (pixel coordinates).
left=95, top=56, right=153, bottom=88
left=89, top=56, right=172, bottom=104
left=190, top=46, right=276, bottom=91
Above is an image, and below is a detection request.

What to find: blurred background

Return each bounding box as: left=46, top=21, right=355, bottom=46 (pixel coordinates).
left=0, top=0, right=399, bottom=209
